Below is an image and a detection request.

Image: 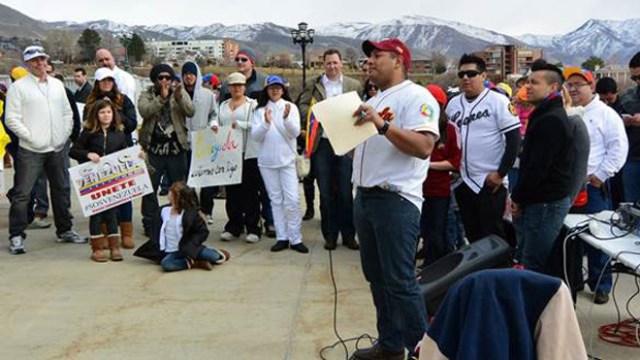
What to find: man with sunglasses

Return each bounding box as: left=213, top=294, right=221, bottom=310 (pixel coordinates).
left=5, top=46, right=86, bottom=254
left=564, top=66, right=628, bottom=304
left=620, top=52, right=640, bottom=205
left=446, top=54, right=521, bottom=243
left=220, top=48, right=276, bottom=238
left=138, top=64, right=195, bottom=237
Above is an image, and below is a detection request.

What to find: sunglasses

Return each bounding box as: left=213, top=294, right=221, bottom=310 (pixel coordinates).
left=457, top=70, right=480, bottom=79
left=564, top=82, right=590, bottom=90
left=24, top=47, right=45, bottom=56
left=235, top=57, right=249, bottom=63
left=157, top=75, right=172, bottom=81
left=632, top=75, right=640, bottom=82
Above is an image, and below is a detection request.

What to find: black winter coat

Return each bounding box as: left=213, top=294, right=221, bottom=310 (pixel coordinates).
left=134, top=206, right=210, bottom=264
left=69, top=126, right=129, bottom=164
left=83, top=92, right=137, bottom=145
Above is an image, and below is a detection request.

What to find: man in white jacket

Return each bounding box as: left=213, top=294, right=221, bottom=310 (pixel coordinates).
left=5, top=46, right=86, bottom=254
left=564, top=66, right=629, bottom=304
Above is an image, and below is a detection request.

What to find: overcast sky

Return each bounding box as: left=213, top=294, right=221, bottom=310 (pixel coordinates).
left=3, top=0, right=638, bottom=35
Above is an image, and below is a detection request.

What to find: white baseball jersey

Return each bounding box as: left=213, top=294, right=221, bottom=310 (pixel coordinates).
left=446, top=88, right=520, bottom=194
left=352, top=80, right=440, bottom=210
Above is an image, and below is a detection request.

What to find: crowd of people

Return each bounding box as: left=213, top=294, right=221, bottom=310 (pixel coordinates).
left=1, top=39, right=640, bottom=359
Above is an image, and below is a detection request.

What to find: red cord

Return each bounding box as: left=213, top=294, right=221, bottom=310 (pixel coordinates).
left=598, top=319, right=640, bottom=347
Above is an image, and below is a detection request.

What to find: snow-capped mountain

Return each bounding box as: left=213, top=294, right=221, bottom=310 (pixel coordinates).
left=518, top=19, right=640, bottom=64
left=0, top=2, right=637, bottom=64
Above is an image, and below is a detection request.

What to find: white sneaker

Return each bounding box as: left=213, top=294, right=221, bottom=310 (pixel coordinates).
left=206, top=215, right=214, bottom=225
left=220, top=231, right=237, bottom=242
left=245, top=234, right=260, bottom=243
left=9, top=236, right=25, bottom=254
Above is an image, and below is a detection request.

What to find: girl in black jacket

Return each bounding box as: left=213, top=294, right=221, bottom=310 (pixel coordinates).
left=134, top=181, right=230, bottom=271
left=71, top=99, right=129, bottom=262
left=84, top=69, right=138, bottom=250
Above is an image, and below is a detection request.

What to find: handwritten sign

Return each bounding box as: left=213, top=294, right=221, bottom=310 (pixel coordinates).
left=187, top=126, right=243, bottom=188
left=69, top=146, right=153, bottom=217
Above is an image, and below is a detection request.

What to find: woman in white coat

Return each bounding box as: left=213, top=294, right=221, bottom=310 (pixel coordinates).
left=251, top=75, right=308, bottom=253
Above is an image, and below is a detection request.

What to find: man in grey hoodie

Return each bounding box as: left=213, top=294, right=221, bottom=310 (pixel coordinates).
left=181, top=61, right=219, bottom=222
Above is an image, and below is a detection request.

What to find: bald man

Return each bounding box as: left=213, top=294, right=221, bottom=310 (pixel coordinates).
left=95, top=48, right=137, bottom=103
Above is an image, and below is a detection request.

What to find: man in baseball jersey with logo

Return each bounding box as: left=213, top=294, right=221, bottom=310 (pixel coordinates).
left=446, top=54, right=521, bottom=243
left=350, top=38, right=439, bottom=360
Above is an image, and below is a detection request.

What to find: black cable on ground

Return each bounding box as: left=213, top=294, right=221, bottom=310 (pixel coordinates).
left=319, top=249, right=376, bottom=360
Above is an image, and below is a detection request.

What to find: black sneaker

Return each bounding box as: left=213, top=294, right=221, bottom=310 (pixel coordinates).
left=302, top=208, right=314, bottom=221
left=265, top=224, right=276, bottom=238
left=594, top=291, right=609, bottom=304
left=291, top=243, right=309, bottom=254
left=351, top=343, right=405, bottom=360
left=342, top=237, right=360, bottom=250
left=324, top=239, right=337, bottom=250
left=271, top=240, right=289, bottom=252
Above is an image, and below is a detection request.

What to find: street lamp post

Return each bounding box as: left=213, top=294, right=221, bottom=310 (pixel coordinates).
left=118, top=31, right=133, bottom=71
left=290, top=22, right=315, bottom=90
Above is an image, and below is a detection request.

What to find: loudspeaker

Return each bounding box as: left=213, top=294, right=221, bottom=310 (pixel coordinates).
left=418, top=235, right=512, bottom=316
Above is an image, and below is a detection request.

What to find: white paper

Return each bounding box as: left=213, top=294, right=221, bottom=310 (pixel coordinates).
left=69, top=146, right=153, bottom=217
left=310, top=91, right=377, bottom=155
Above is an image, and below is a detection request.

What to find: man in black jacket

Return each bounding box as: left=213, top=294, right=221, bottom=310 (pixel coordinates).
left=511, top=59, right=574, bottom=272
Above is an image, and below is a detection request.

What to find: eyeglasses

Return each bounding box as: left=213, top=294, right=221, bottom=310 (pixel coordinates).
left=457, top=70, right=480, bottom=79
left=631, top=75, right=640, bottom=82
left=157, top=75, right=172, bottom=81
left=235, top=57, right=249, bottom=63
left=565, top=82, right=590, bottom=90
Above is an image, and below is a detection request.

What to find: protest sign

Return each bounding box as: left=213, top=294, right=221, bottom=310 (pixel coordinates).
left=69, top=146, right=153, bottom=217
left=187, top=126, right=243, bottom=188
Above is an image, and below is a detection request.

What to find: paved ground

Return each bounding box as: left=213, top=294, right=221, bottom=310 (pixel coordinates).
left=0, top=168, right=638, bottom=359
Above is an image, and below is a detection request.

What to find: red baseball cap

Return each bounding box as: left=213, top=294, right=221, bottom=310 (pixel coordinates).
left=362, top=38, right=412, bottom=71
left=426, top=84, right=447, bottom=108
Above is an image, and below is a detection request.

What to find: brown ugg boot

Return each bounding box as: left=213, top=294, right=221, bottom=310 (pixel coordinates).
left=188, top=259, right=213, bottom=271
left=108, top=235, right=123, bottom=261
left=100, top=224, right=109, bottom=249
left=90, top=237, right=108, bottom=263
left=120, top=222, right=135, bottom=249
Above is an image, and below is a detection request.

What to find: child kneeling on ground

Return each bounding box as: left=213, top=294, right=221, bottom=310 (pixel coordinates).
left=134, top=181, right=230, bottom=271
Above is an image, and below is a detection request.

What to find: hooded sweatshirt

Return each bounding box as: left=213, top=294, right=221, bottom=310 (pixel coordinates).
left=181, top=61, right=218, bottom=133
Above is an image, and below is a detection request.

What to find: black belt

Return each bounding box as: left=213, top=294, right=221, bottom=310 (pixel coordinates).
left=358, top=186, right=390, bottom=194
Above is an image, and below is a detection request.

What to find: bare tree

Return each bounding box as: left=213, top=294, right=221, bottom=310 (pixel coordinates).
left=343, top=47, right=359, bottom=69
left=42, top=30, right=76, bottom=64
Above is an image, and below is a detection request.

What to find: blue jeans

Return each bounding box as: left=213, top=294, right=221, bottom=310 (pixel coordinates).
left=623, top=160, right=640, bottom=202
left=161, top=247, right=222, bottom=272
left=9, top=147, right=73, bottom=238
left=142, top=152, right=187, bottom=234
left=420, top=195, right=452, bottom=267
left=446, top=193, right=465, bottom=248
left=354, top=188, right=427, bottom=353
left=28, top=172, right=50, bottom=222
left=584, top=183, right=613, bottom=293
left=116, top=202, right=133, bottom=223
left=514, top=196, right=571, bottom=271
left=312, top=139, right=355, bottom=242
left=90, top=208, right=118, bottom=237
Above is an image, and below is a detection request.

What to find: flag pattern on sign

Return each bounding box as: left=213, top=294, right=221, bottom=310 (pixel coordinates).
left=305, top=97, right=319, bottom=158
